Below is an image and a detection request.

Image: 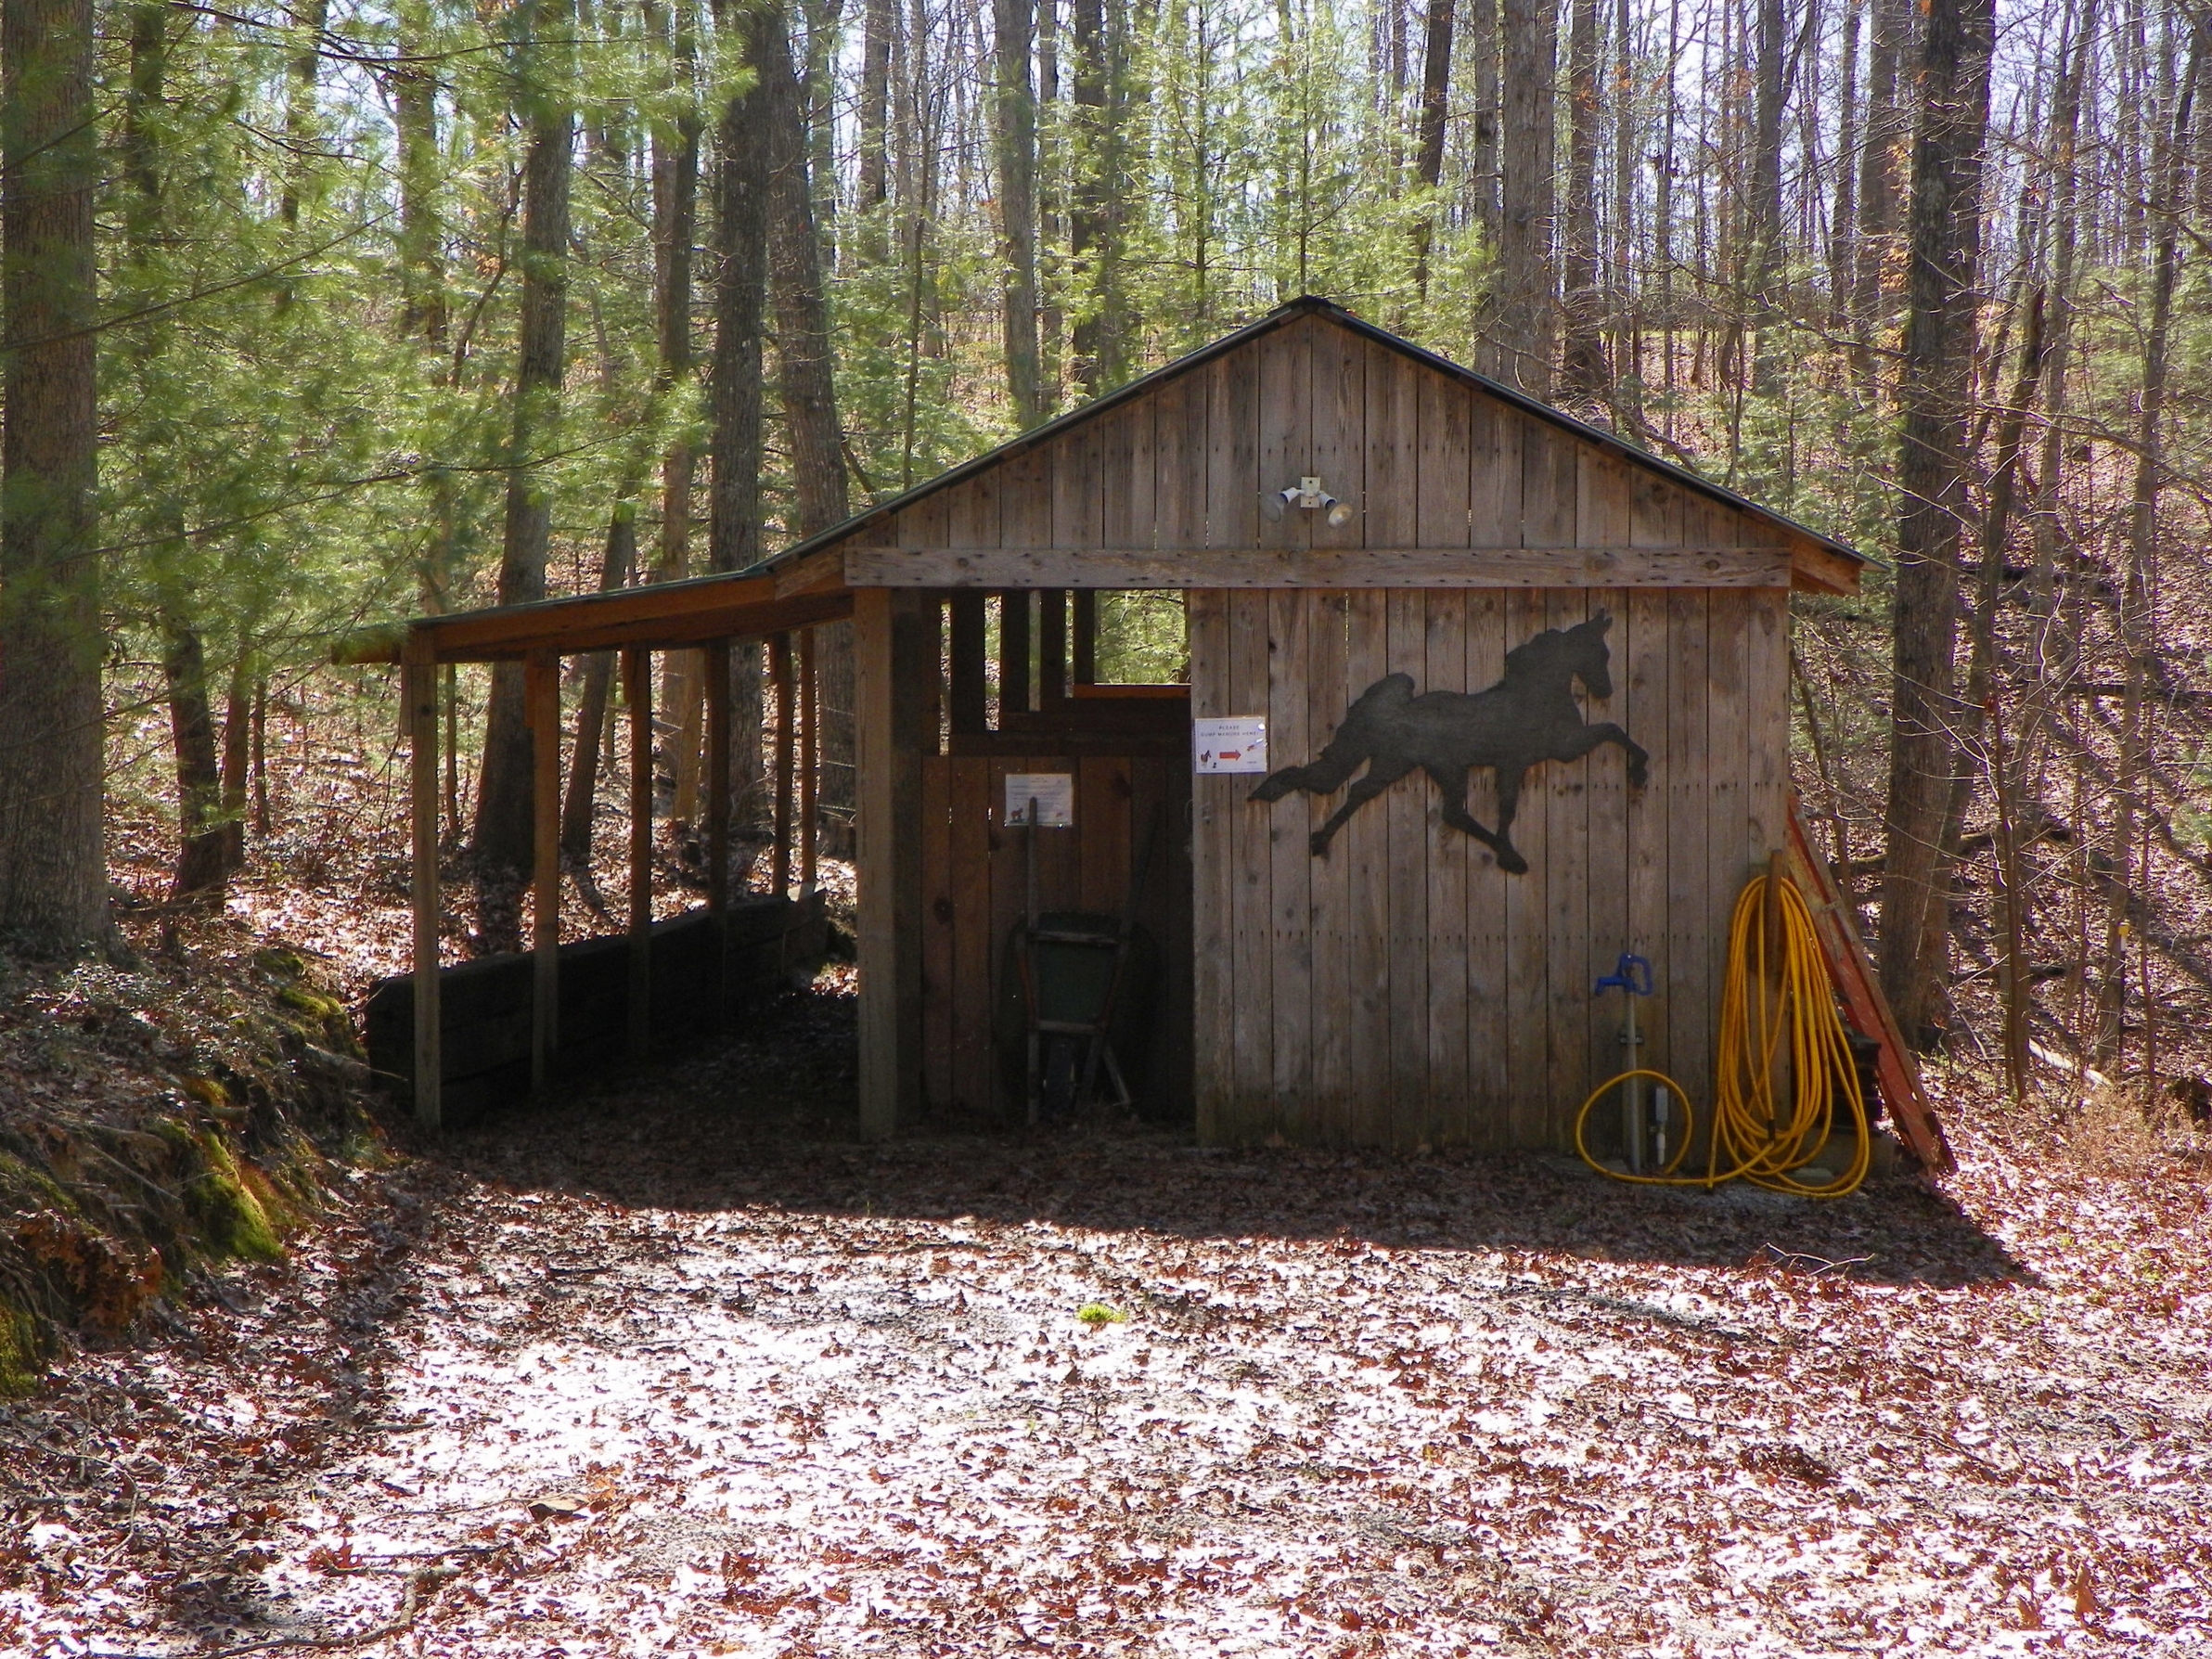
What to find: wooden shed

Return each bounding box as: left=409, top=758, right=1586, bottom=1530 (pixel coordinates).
left=364, top=297, right=1869, bottom=1150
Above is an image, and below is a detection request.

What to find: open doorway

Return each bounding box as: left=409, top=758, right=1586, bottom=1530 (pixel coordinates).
left=921, top=589, right=1193, bottom=1124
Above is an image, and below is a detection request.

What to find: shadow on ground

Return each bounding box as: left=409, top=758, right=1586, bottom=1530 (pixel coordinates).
left=438, top=983, right=2027, bottom=1289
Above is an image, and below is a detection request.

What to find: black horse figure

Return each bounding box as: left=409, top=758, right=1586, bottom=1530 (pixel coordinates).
left=1251, top=611, right=1648, bottom=874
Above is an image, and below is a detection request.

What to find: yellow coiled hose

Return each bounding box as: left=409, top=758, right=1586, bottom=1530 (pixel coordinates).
left=1575, top=872, right=1871, bottom=1197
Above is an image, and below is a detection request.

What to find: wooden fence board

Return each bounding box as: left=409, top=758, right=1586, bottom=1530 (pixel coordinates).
left=1257, top=319, right=1312, bottom=553
left=1306, top=591, right=1353, bottom=1140
left=1625, top=587, right=1673, bottom=1091
left=1544, top=589, right=1593, bottom=1143
left=1268, top=588, right=1316, bottom=1141
left=1228, top=589, right=1277, bottom=1136
left=1503, top=586, right=1550, bottom=1144
left=948, top=757, right=994, bottom=1116
left=1189, top=589, right=1234, bottom=1138
left=1666, top=590, right=1714, bottom=1113
left=1385, top=589, right=1430, bottom=1144
left=1465, top=589, right=1511, bottom=1144
left=1343, top=588, right=1393, bottom=1144
left=921, top=756, right=954, bottom=1110
left=1582, top=588, right=1631, bottom=1138
left=1424, top=588, right=1471, bottom=1145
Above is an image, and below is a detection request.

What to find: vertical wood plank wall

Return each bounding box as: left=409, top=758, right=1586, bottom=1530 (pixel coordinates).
left=855, top=310, right=1804, bottom=1147
left=1190, top=584, right=1788, bottom=1148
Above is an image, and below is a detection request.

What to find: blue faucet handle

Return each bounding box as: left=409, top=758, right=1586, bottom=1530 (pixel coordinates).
left=1593, top=952, right=1653, bottom=997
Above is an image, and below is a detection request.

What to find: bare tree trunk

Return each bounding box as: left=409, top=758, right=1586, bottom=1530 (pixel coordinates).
left=1609, top=0, right=1636, bottom=398
left=649, top=0, right=706, bottom=822
left=745, top=2, right=853, bottom=853
left=473, top=0, right=575, bottom=881
left=859, top=0, right=894, bottom=213
left=712, top=20, right=770, bottom=840
left=560, top=508, right=639, bottom=864
left=0, top=0, right=104, bottom=949
left=1964, top=285, right=2045, bottom=1102
left=2099, top=19, right=2202, bottom=1068
left=1877, top=0, right=1995, bottom=1049
left=1035, top=0, right=1063, bottom=391
left=2032, top=0, right=2096, bottom=628
left=1849, top=0, right=1906, bottom=378
left=121, top=5, right=230, bottom=909
left=221, top=654, right=251, bottom=872
left=749, top=3, right=848, bottom=535
left=273, top=0, right=330, bottom=315
left=1746, top=0, right=1787, bottom=395
left=1560, top=0, right=1606, bottom=399
left=1655, top=0, right=1678, bottom=401
left=163, top=624, right=228, bottom=907
left=1491, top=0, right=1558, bottom=392
left=1827, top=0, right=1860, bottom=331
left=1069, top=0, right=1126, bottom=393
left=993, top=0, right=1044, bottom=426
left=1469, top=0, right=1500, bottom=251
left=803, top=0, right=840, bottom=274
left=392, top=4, right=447, bottom=342
left=1410, top=0, right=1455, bottom=298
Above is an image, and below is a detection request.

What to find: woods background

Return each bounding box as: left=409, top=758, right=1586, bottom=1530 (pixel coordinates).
left=0, top=0, right=2203, bottom=1104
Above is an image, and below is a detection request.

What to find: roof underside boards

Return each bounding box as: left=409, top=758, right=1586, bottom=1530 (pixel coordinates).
left=332, top=574, right=853, bottom=667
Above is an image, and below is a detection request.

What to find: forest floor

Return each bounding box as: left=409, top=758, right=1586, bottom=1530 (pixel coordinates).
left=5, top=972, right=2211, bottom=1657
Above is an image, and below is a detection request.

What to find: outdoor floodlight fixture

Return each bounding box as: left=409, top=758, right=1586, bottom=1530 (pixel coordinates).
left=1261, top=476, right=1355, bottom=528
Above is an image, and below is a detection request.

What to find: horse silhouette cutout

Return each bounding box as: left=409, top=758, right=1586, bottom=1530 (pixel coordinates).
left=1250, top=611, right=1649, bottom=874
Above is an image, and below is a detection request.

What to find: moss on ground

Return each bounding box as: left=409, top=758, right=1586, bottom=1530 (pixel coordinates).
left=0, top=1300, right=45, bottom=1397
left=0, top=934, right=386, bottom=1389
left=182, top=1130, right=284, bottom=1263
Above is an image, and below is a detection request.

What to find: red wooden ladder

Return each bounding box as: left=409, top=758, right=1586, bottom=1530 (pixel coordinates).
left=1781, top=792, right=1956, bottom=1174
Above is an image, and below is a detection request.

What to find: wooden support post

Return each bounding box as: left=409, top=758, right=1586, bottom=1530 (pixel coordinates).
left=704, top=638, right=731, bottom=1027
left=855, top=589, right=940, bottom=1138
left=704, top=639, right=731, bottom=920
left=526, top=650, right=561, bottom=1094
left=624, top=647, right=653, bottom=1060
left=771, top=632, right=795, bottom=895
left=1072, top=589, right=1098, bottom=687
left=799, top=627, right=819, bottom=895
left=1038, top=587, right=1067, bottom=707
left=403, top=635, right=442, bottom=1130
left=998, top=589, right=1031, bottom=714
left=947, top=593, right=989, bottom=733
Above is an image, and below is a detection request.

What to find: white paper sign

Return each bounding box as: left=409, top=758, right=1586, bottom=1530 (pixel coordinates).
left=1005, top=773, right=1074, bottom=827
left=1194, top=716, right=1269, bottom=775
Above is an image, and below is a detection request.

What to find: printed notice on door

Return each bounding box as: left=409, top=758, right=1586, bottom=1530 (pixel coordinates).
left=1005, top=774, right=1074, bottom=827
left=1193, top=716, right=1268, bottom=775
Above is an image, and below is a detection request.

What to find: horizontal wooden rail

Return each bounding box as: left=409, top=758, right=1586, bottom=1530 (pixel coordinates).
left=842, top=545, right=1794, bottom=590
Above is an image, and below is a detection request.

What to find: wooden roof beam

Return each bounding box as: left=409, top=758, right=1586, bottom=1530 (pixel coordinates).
left=330, top=584, right=854, bottom=665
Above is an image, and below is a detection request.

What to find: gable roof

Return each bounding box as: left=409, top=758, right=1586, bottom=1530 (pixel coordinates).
left=755, top=295, right=1868, bottom=585
left=336, top=297, right=1868, bottom=668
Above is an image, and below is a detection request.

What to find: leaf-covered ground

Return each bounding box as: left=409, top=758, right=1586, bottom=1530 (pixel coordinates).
left=5, top=983, right=2209, bottom=1657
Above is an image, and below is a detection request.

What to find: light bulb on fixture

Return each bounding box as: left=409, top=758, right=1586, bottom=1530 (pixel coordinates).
left=1263, top=476, right=1355, bottom=527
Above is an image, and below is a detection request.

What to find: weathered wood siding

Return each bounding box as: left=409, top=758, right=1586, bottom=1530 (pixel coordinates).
left=919, top=753, right=1193, bottom=1119
left=848, top=315, right=1790, bottom=572
left=1191, top=585, right=1790, bottom=1148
